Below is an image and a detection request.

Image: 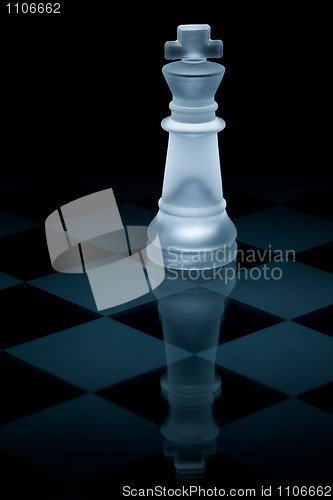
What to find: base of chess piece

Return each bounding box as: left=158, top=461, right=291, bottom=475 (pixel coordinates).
left=148, top=207, right=237, bottom=270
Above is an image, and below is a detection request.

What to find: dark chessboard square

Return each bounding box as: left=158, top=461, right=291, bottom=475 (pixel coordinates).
left=292, top=304, right=333, bottom=337
left=220, top=298, right=284, bottom=344
left=0, top=226, right=54, bottom=281
left=0, top=179, right=95, bottom=224
left=213, top=366, right=288, bottom=427
left=298, top=382, right=333, bottom=415
left=223, top=187, right=276, bottom=219
left=286, top=188, right=333, bottom=221
left=295, top=242, right=333, bottom=274
left=0, top=283, right=100, bottom=348
left=0, top=352, right=84, bottom=425
left=0, top=448, right=67, bottom=499
left=236, top=241, right=277, bottom=271
left=109, top=300, right=162, bottom=341
left=97, top=366, right=168, bottom=426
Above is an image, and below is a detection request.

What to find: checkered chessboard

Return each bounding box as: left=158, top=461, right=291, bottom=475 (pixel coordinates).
left=0, top=166, right=333, bottom=499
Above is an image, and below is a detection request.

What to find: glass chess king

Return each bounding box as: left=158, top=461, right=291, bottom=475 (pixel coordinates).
left=148, top=24, right=237, bottom=270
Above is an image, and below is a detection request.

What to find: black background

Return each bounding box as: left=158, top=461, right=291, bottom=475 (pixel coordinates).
left=1, top=2, right=330, bottom=189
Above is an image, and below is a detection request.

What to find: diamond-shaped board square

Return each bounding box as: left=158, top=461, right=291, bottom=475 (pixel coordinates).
left=229, top=261, right=333, bottom=319
left=213, top=366, right=287, bottom=427
left=110, top=301, right=163, bottom=341
left=0, top=394, right=161, bottom=484
left=219, top=298, right=284, bottom=344
left=0, top=209, right=39, bottom=238
left=7, top=318, right=190, bottom=391
left=97, top=366, right=168, bottom=426
left=234, top=206, right=333, bottom=252
left=29, top=271, right=157, bottom=316
left=0, top=272, right=22, bottom=291
left=293, top=304, right=333, bottom=337
left=0, top=352, right=84, bottom=425
left=295, top=241, right=333, bottom=274
left=236, top=241, right=277, bottom=270
left=217, top=399, right=333, bottom=482
left=0, top=284, right=100, bottom=349
left=200, top=321, right=333, bottom=395
left=298, top=381, right=333, bottom=415
left=0, top=227, right=55, bottom=281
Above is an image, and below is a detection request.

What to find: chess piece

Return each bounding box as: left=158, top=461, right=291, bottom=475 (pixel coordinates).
left=148, top=24, right=237, bottom=270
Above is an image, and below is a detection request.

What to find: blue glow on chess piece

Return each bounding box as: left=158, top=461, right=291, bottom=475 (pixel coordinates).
left=148, top=25, right=237, bottom=270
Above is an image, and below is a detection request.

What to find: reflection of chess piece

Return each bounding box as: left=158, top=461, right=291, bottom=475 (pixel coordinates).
left=154, top=263, right=236, bottom=477
left=148, top=25, right=237, bottom=270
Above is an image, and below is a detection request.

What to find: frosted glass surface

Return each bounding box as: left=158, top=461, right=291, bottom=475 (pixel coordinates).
left=162, top=133, right=223, bottom=208
left=165, top=24, right=222, bottom=61
left=163, top=61, right=224, bottom=111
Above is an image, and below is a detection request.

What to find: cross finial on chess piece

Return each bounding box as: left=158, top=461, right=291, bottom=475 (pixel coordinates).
left=165, top=24, right=223, bottom=61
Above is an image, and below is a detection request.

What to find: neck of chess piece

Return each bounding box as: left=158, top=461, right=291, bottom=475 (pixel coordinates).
left=148, top=24, right=237, bottom=270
